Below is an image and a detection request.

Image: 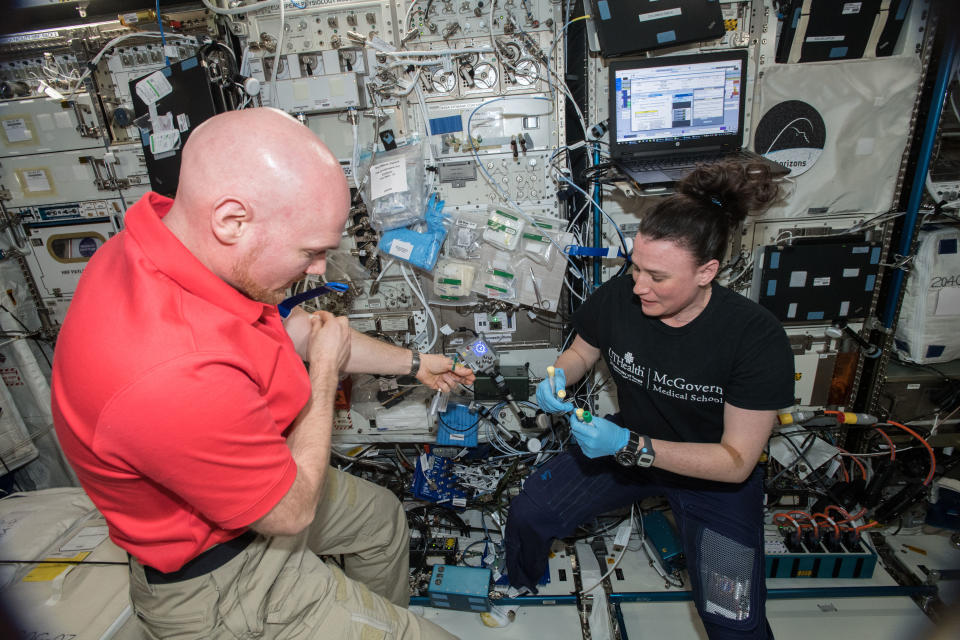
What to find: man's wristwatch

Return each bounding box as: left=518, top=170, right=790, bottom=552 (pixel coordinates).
left=615, top=432, right=655, bottom=468
left=408, top=350, right=421, bottom=376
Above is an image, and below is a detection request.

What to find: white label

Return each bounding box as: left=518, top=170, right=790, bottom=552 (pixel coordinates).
left=455, top=219, right=478, bottom=229
left=842, top=268, right=860, bottom=277
left=839, top=300, right=850, bottom=316
left=934, top=287, right=960, bottom=316
left=637, top=7, right=683, bottom=23
left=452, top=497, right=467, bottom=508
left=135, top=70, right=173, bottom=105
left=35, top=113, right=54, bottom=131
left=439, top=324, right=455, bottom=336
left=164, top=45, right=179, bottom=58
left=176, top=113, right=190, bottom=132
left=842, top=2, right=862, bottom=14
left=448, top=433, right=465, bottom=441
left=813, top=277, right=831, bottom=286
left=60, top=525, right=109, bottom=552
left=389, top=238, right=414, bottom=260
left=419, top=453, right=432, bottom=472
left=907, top=383, right=921, bottom=390
left=806, top=35, right=845, bottom=43
left=23, top=169, right=51, bottom=192
left=370, top=158, right=408, bottom=200
left=787, top=302, right=798, bottom=318
left=2, top=118, right=31, bottom=142
left=122, top=12, right=139, bottom=24
left=789, top=270, right=807, bottom=287
left=53, top=111, right=72, bottom=128
left=149, top=129, right=181, bottom=155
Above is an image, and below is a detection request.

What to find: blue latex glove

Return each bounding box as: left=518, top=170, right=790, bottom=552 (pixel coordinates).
left=536, top=367, right=574, bottom=414
left=570, top=413, right=630, bottom=459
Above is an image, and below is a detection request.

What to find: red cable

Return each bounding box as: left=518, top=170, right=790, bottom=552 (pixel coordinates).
left=885, top=421, right=936, bottom=486
left=836, top=446, right=868, bottom=480
left=873, top=427, right=896, bottom=460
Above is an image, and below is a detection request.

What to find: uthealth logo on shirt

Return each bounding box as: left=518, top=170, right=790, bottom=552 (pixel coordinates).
left=608, top=347, right=724, bottom=404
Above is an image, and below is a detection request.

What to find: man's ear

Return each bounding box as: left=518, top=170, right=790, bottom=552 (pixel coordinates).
left=210, top=197, right=251, bottom=246
left=698, top=259, right=720, bottom=286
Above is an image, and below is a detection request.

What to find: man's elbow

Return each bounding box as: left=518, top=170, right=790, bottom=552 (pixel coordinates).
left=251, top=508, right=316, bottom=537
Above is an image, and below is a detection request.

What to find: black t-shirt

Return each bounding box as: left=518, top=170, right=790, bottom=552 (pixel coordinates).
left=573, top=275, right=795, bottom=444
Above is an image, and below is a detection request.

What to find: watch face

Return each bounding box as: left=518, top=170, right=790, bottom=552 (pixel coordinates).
left=616, top=451, right=637, bottom=467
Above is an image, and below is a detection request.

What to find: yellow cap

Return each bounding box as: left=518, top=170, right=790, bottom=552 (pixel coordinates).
left=575, top=408, right=584, bottom=420
left=546, top=365, right=555, bottom=377
left=557, top=389, right=566, bottom=399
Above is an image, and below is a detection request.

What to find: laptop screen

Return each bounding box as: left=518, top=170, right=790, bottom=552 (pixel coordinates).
left=609, top=50, right=748, bottom=157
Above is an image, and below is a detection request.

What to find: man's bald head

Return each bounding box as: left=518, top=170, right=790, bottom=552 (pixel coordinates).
left=163, top=108, right=350, bottom=301
left=175, top=108, right=345, bottom=221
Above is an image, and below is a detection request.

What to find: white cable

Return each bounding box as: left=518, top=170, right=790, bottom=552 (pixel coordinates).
left=580, top=504, right=634, bottom=595
left=201, top=0, right=279, bottom=16
left=351, top=109, right=361, bottom=189
left=400, top=263, right=438, bottom=351
left=269, top=0, right=285, bottom=109
left=386, top=47, right=493, bottom=57
left=401, top=0, right=424, bottom=40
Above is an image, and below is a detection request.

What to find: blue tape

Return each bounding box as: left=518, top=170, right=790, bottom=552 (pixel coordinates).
left=829, top=47, right=849, bottom=58
left=870, top=247, right=881, bottom=264
left=161, top=66, right=172, bottom=77
left=180, top=56, right=199, bottom=71
left=896, top=0, right=910, bottom=21
left=429, top=115, right=463, bottom=136
left=598, top=0, right=611, bottom=20
left=865, top=274, right=876, bottom=291
left=657, top=30, right=677, bottom=44
left=769, top=252, right=780, bottom=269
left=806, top=311, right=825, bottom=321
left=925, top=345, right=945, bottom=358
left=766, top=280, right=777, bottom=297
left=791, top=7, right=801, bottom=29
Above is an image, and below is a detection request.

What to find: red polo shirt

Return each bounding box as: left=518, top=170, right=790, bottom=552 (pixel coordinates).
left=51, top=192, right=309, bottom=572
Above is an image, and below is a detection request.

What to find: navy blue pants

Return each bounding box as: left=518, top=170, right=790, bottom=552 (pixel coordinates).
left=505, top=450, right=773, bottom=639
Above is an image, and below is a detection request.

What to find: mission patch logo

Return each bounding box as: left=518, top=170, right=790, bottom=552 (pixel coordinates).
left=754, top=100, right=826, bottom=177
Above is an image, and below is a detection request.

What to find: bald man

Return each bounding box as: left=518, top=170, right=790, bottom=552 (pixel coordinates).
left=51, top=109, right=471, bottom=639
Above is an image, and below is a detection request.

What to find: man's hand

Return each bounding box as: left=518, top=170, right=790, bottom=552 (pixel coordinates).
left=416, top=353, right=476, bottom=392
left=570, top=413, right=629, bottom=459
left=535, top=367, right=574, bottom=414
left=307, top=311, right=351, bottom=374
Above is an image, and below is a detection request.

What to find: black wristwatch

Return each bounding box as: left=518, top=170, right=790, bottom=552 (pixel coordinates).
left=615, top=432, right=655, bottom=468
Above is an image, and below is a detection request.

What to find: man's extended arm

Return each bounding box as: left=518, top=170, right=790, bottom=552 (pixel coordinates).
left=284, top=307, right=474, bottom=391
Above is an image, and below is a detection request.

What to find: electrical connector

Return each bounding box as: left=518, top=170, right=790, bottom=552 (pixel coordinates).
left=613, top=520, right=632, bottom=552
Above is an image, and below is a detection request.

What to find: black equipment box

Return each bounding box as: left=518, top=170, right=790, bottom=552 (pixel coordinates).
left=751, top=238, right=882, bottom=323
left=130, top=56, right=219, bottom=197
left=589, top=0, right=724, bottom=57
left=776, top=0, right=911, bottom=63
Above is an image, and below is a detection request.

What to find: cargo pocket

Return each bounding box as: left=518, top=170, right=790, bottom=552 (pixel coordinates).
left=696, top=527, right=760, bottom=629
left=133, top=605, right=214, bottom=640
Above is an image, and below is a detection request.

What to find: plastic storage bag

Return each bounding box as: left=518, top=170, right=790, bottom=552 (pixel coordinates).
left=363, top=141, right=428, bottom=231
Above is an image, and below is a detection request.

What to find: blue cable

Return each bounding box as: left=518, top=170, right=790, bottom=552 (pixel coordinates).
left=155, top=0, right=170, bottom=66
left=277, top=282, right=349, bottom=318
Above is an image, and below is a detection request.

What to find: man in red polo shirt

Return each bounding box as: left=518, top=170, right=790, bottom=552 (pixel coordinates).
left=51, top=108, right=473, bottom=639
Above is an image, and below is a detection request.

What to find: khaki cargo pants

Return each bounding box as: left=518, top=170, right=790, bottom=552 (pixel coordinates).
left=128, top=468, right=458, bottom=639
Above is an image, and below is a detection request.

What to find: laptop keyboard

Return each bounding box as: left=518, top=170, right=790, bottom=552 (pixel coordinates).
left=624, top=152, right=727, bottom=171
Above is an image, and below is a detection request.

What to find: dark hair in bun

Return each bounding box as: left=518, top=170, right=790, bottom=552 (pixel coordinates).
left=638, top=160, right=781, bottom=265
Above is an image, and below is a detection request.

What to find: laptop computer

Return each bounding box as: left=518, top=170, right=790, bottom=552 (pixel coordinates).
left=608, top=50, right=789, bottom=188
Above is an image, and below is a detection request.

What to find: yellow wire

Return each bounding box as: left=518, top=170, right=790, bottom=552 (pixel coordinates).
left=570, top=15, right=591, bottom=24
